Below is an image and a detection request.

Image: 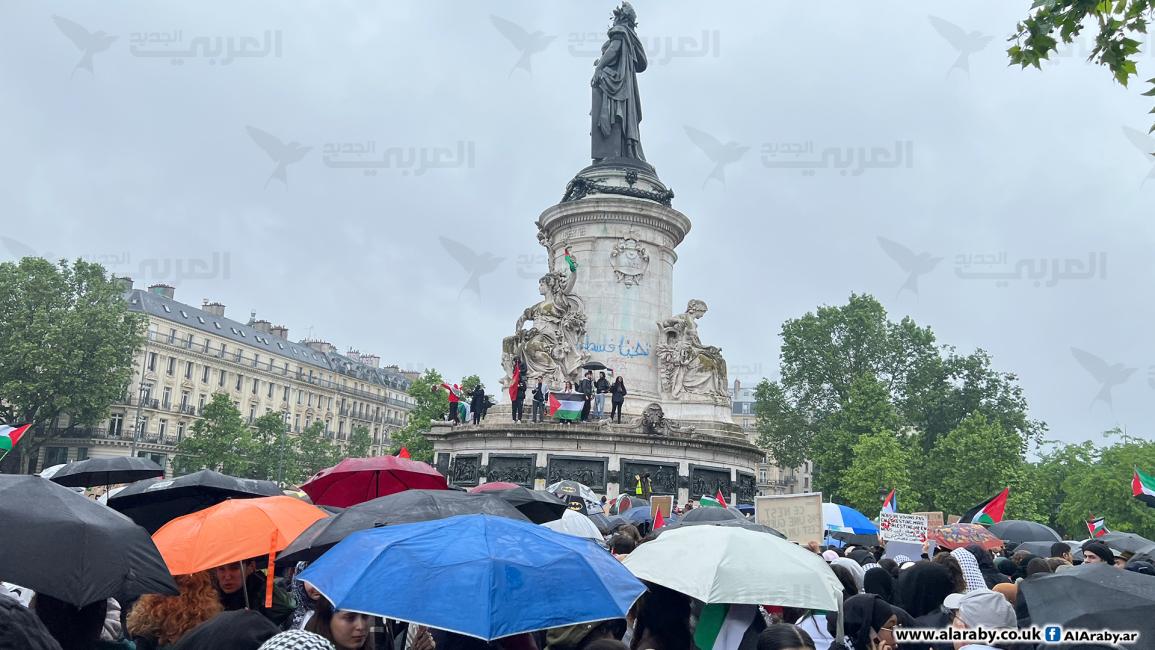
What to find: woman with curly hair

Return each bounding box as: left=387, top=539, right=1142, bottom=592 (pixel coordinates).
left=127, top=571, right=223, bottom=649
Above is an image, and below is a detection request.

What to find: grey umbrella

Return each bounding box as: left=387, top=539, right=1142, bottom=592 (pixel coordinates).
left=1021, top=563, right=1155, bottom=642
left=0, top=475, right=178, bottom=607
left=107, top=469, right=282, bottom=533
left=49, top=456, right=163, bottom=489
left=681, top=505, right=746, bottom=523
left=1098, top=531, right=1155, bottom=556
left=987, top=519, right=1061, bottom=544
left=657, top=518, right=787, bottom=539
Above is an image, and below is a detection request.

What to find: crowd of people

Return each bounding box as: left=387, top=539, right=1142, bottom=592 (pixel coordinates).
left=439, top=367, right=629, bottom=426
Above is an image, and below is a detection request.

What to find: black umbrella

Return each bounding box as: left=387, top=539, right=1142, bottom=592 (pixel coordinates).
left=1014, top=540, right=1062, bottom=557
left=489, top=487, right=567, bottom=524
left=829, top=530, right=880, bottom=547
left=987, top=519, right=1061, bottom=544
left=1020, top=563, right=1155, bottom=642
left=681, top=505, right=745, bottom=523
left=49, top=456, right=164, bottom=489
left=0, top=475, right=178, bottom=607
left=107, top=469, right=282, bottom=533
left=657, top=518, right=787, bottom=539
left=581, top=362, right=611, bottom=371
left=586, top=512, right=612, bottom=535
left=1098, top=531, right=1155, bottom=556
left=277, top=489, right=528, bottom=565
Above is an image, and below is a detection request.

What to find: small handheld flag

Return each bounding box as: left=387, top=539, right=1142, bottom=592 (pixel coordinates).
left=1087, top=516, right=1109, bottom=538
left=699, top=495, right=723, bottom=508
left=397, top=447, right=411, bottom=459
left=653, top=509, right=666, bottom=530
left=715, top=488, right=728, bottom=510
left=508, top=363, right=521, bottom=403
left=960, top=487, right=1010, bottom=525
left=0, top=423, right=31, bottom=462
left=1133, top=468, right=1155, bottom=507
left=881, top=489, right=898, bottom=515
left=564, top=248, right=578, bottom=273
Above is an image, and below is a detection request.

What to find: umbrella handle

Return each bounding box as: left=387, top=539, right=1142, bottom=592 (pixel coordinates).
left=835, top=595, right=844, bottom=642
left=266, top=530, right=278, bottom=609
left=240, top=561, right=250, bottom=610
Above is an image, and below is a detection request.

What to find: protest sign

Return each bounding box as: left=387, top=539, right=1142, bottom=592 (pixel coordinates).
left=755, top=493, right=824, bottom=544
left=947, top=514, right=962, bottom=524
left=879, top=512, right=928, bottom=543
left=650, top=495, right=673, bottom=520
left=913, top=511, right=944, bottom=529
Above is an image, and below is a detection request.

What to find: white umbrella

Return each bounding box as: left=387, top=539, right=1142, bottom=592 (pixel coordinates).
left=38, top=464, right=66, bottom=479
left=542, top=508, right=603, bottom=541
left=622, top=525, right=843, bottom=611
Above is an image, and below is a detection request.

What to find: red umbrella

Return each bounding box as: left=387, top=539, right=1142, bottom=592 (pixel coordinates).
left=469, top=482, right=521, bottom=494
left=301, top=457, right=448, bottom=507
left=929, top=523, right=1003, bottom=551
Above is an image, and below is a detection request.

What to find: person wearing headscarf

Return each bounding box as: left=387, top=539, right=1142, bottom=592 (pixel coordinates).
left=260, top=630, right=336, bottom=649
left=862, top=568, right=895, bottom=605
left=891, top=555, right=911, bottom=565
left=877, top=559, right=899, bottom=579
left=1081, top=541, right=1116, bottom=565
left=964, top=545, right=1010, bottom=588
left=826, top=595, right=896, bottom=650
left=847, top=549, right=874, bottom=567
left=930, top=554, right=967, bottom=594
left=994, top=557, right=1017, bottom=578
left=822, top=550, right=839, bottom=563
left=896, top=562, right=956, bottom=621
left=830, top=565, right=860, bottom=601
left=949, top=548, right=986, bottom=592
left=289, top=565, right=322, bottom=630
left=831, top=558, right=866, bottom=593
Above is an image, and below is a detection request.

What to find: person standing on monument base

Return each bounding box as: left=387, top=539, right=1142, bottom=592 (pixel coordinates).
left=470, top=384, right=485, bottom=425
left=594, top=371, right=610, bottom=419
left=512, top=374, right=528, bottom=423
left=610, top=375, right=627, bottom=423
left=579, top=371, right=594, bottom=421
left=531, top=380, right=547, bottom=423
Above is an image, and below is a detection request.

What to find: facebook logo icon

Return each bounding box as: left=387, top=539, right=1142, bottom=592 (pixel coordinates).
left=1044, top=626, right=1061, bottom=642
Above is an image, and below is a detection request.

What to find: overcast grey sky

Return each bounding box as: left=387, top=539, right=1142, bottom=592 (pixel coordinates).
left=3, top=1, right=1153, bottom=448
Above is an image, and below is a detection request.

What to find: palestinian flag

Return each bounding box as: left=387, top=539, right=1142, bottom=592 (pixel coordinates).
left=693, top=604, right=763, bottom=650
left=1087, top=516, right=1109, bottom=538
left=548, top=392, right=584, bottom=421
left=564, top=248, right=577, bottom=273
left=881, top=489, right=898, bottom=515
left=1132, top=468, right=1155, bottom=507
left=508, top=363, right=521, bottom=403
left=961, top=487, right=1009, bottom=525
left=699, top=495, right=724, bottom=508
left=0, top=423, right=31, bottom=462
left=715, top=488, right=729, bottom=509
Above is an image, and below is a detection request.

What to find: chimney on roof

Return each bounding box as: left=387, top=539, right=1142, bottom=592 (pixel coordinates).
left=346, top=348, right=362, bottom=364
left=148, top=283, right=175, bottom=300
left=304, top=340, right=334, bottom=354
left=202, top=301, right=226, bottom=317
left=734, top=379, right=741, bottom=393
left=269, top=325, right=289, bottom=340
left=112, top=276, right=134, bottom=292
left=361, top=353, right=380, bottom=368
left=251, top=319, right=272, bottom=334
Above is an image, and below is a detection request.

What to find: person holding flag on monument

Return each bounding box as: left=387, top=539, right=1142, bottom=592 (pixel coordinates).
left=509, top=359, right=527, bottom=422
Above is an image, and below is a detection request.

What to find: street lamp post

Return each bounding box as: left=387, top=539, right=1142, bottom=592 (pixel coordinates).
left=129, top=341, right=151, bottom=457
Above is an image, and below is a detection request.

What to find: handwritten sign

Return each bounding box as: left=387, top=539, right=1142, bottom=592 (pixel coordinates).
left=650, top=495, right=673, bottom=521
left=913, top=511, right=945, bottom=529
left=755, top=493, right=824, bottom=544
left=947, top=514, right=962, bottom=525
left=879, top=513, right=928, bottom=544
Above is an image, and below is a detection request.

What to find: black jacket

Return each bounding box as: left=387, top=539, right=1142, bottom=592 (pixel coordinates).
left=595, top=378, right=610, bottom=394
left=532, top=385, right=546, bottom=403
left=611, top=381, right=627, bottom=403
left=217, top=573, right=294, bottom=628
left=514, top=380, right=527, bottom=401
left=578, top=378, right=594, bottom=397
left=470, top=387, right=486, bottom=411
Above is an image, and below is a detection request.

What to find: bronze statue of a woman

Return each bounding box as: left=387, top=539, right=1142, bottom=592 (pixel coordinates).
left=590, top=2, right=648, bottom=164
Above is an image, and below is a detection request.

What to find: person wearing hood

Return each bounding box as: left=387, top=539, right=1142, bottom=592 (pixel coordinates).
left=964, top=546, right=1009, bottom=588
left=896, top=562, right=957, bottom=625
left=470, top=384, right=486, bottom=425
left=213, top=559, right=295, bottom=628
left=1081, top=541, right=1116, bottom=566
left=831, top=558, right=866, bottom=593
left=863, top=568, right=896, bottom=605
left=826, top=594, right=898, bottom=650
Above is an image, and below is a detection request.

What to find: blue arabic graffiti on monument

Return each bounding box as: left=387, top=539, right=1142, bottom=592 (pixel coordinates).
left=579, top=335, right=650, bottom=358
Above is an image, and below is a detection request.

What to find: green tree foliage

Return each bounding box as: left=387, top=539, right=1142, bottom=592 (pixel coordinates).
left=290, top=421, right=341, bottom=484
left=347, top=424, right=372, bottom=459
left=1054, top=435, right=1155, bottom=538
left=921, top=414, right=1024, bottom=517
left=387, top=369, right=445, bottom=462
left=174, top=393, right=256, bottom=477
left=1008, top=0, right=1155, bottom=139
left=460, top=375, right=483, bottom=394
left=840, top=430, right=917, bottom=516
left=755, top=294, right=1043, bottom=506
left=0, top=258, right=145, bottom=471
left=249, top=412, right=290, bottom=482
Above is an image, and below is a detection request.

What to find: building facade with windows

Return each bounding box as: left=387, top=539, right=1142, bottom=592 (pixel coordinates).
left=730, top=380, right=813, bottom=496
left=31, top=281, right=416, bottom=477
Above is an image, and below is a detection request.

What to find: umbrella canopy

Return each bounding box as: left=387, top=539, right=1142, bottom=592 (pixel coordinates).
left=622, top=525, right=841, bottom=610
left=153, top=496, right=327, bottom=575
left=301, top=456, right=448, bottom=508
left=485, top=487, right=567, bottom=524
left=586, top=512, right=612, bottom=535
left=278, top=489, right=528, bottom=565
left=468, top=481, right=521, bottom=493
left=656, top=518, right=786, bottom=539
left=823, top=503, right=878, bottom=535
left=541, top=508, right=604, bottom=541
left=608, top=494, right=649, bottom=515
left=298, top=514, right=644, bottom=640
left=827, top=531, right=880, bottom=547
left=620, top=506, right=653, bottom=526
left=580, top=361, right=611, bottom=371
left=37, top=463, right=66, bottom=479
left=49, top=456, right=164, bottom=488
left=682, top=506, right=745, bottom=523
left=1020, top=563, right=1155, bottom=642
left=1013, top=540, right=1064, bottom=558
left=0, top=475, right=178, bottom=607
left=1098, top=531, right=1155, bottom=556
left=987, top=519, right=1061, bottom=544
left=929, top=523, right=1003, bottom=551
left=547, top=480, right=600, bottom=506
left=108, top=469, right=283, bottom=533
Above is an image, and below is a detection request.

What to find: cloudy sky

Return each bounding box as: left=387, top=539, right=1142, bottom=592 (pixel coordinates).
left=3, top=1, right=1153, bottom=448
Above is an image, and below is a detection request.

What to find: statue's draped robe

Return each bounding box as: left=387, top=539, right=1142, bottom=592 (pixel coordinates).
left=591, top=24, right=648, bottom=162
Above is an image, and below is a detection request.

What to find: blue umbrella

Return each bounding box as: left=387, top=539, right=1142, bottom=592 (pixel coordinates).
left=822, top=503, right=878, bottom=535
left=299, top=514, right=645, bottom=640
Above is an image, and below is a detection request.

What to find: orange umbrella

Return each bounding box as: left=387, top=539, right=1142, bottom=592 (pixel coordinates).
left=153, top=496, right=327, bottom=607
